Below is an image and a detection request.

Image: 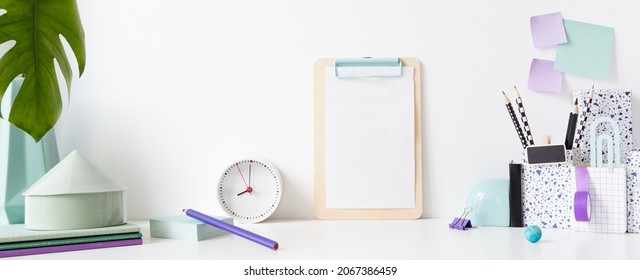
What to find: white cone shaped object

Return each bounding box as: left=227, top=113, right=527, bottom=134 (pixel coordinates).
left=23, top=150, right=127, bottom=230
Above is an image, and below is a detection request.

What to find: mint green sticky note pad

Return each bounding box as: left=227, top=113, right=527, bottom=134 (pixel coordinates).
left=465, top=179, right=510, bottom=227
left=150, top=215, right=233, bottom=241
left=555, top=19, right=614, bottom=79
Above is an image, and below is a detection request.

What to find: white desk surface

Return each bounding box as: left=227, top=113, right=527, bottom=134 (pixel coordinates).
left=6, top=219, right=640, bottom=260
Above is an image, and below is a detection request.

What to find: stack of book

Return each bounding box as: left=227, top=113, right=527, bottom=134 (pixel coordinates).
left=0, top=223, right=142, bottom=258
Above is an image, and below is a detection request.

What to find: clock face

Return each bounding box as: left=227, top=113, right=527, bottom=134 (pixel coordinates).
left=217, top=159, right=282, bottom=223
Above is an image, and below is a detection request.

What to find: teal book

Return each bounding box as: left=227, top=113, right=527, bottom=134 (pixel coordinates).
left=0, top=223, right=141, bottom=244
left=150, top=215, right=233, bottom=241
left=0, top=232, right=142, bottom=251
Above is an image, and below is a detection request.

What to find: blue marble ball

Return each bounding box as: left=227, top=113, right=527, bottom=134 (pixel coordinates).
left=524, top=225, right=542, bottom=243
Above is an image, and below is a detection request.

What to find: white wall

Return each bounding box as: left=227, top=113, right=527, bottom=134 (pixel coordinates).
left=51, top=0, right=640, bottom=219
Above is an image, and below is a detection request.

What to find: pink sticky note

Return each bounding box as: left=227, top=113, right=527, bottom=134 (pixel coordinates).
left=528, top=58, right=563, bottom=93
left=530, top=12, right=567, bottom=48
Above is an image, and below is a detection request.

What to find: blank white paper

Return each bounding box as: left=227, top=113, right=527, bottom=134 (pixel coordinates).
left=325, top=67, right=415, bottom=209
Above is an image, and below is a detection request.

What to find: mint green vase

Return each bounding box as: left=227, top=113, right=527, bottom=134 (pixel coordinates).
left=0, top=78, right=60, bottom=224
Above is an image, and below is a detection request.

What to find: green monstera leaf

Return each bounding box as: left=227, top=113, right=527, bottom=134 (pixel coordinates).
left=0, top=0, right=85, bottom=142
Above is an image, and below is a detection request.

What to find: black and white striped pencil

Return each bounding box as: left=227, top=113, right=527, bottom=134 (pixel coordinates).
left=573, top=85, right=595, bottom=149
left=513, top=86, right=534, bottom=146
left=503, top=91, right=527, bottom=149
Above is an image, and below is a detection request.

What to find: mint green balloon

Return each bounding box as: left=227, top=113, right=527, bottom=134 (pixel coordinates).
left=465, top=179, right=510, bottom=227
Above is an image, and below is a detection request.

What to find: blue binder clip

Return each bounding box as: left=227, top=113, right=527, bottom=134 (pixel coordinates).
left=334, top=57, right=402, bottom=78
left=449, top=207, right=473, bottom=230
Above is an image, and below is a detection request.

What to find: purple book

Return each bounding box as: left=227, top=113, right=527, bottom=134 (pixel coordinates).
left=0, top=238, right=142, bottom=258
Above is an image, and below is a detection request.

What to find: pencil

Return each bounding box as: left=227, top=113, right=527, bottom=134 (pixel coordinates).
left=573, top=85, right=595, bottom=149
left=183, top=208, right=279, bottom=250
left=503, top=91, right=527, bottom=149
left=513, top=86, right=534, bottom=146
left=564, top=99, right=579, bottom=149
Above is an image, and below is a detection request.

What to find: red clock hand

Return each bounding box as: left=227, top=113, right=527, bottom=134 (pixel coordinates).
left=236, top=165, right=249, bottom=188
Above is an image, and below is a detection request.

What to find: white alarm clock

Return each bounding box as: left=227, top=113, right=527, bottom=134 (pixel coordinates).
left=217, top=158, right=283, bottom=223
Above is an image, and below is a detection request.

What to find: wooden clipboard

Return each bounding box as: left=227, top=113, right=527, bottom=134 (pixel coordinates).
left=313, top=57, right=422, bottom=219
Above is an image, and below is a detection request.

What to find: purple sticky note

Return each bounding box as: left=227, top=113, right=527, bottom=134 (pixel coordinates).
left=530, top=12, right=567, bottom=48
left=528, top=58, right=563, bottom=93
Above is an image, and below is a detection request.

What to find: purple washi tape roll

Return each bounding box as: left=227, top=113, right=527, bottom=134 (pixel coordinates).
left=574, top=166, right=591, bottom=221
left=574, top=192, right=591, bottom=221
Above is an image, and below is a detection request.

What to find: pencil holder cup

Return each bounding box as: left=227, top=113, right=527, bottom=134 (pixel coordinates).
left=521, top=150, right=575, bottom=229
left=571, top=89, right=632, bottom=165
left=626, top=149, right=640, bottom=233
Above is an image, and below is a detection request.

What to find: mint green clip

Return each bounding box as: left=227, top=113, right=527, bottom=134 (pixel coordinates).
left=334, top=57, right=402, bottom=78
left=589, top=116, right=620, bottom=173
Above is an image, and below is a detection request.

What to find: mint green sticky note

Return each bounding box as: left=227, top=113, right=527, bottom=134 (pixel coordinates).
left=555, top=19, right=614, bottom=79
left=150, top=215, right=233, bottom=241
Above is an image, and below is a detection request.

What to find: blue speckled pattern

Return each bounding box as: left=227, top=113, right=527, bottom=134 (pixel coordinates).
left=572, top=89, right=632, bottom=164
left=521, top=150, right=575, bottom=229
left=626, top=150, right=640, bottom=233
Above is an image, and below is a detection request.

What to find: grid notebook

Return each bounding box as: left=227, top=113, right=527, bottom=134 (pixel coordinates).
left=572, top=166, right=627, bottom=233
